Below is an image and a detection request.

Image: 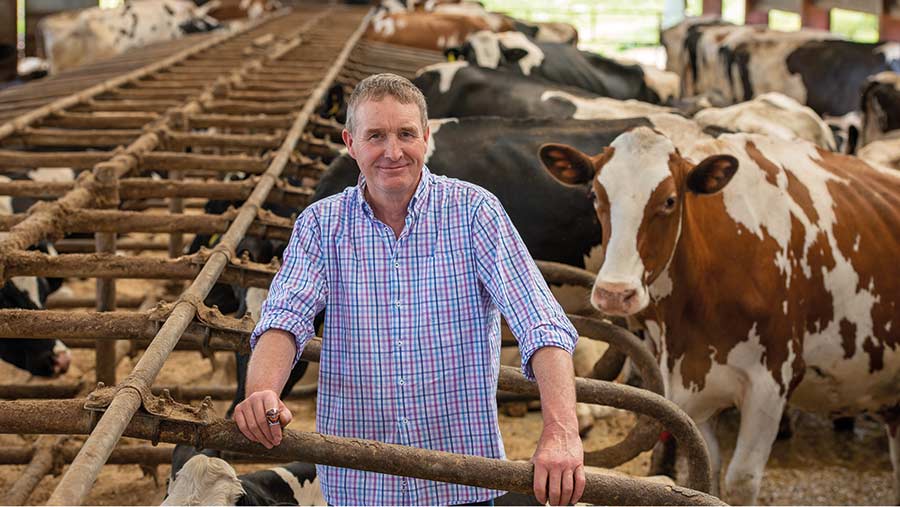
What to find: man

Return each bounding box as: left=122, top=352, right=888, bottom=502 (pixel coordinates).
left=235, top=73, right=585, bottom=506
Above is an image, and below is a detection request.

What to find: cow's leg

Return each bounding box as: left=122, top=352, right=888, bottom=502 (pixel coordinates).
left=723, top=391, right=785, bottom=505
left=890, top=424, right=900, bottom=505
left=698, top=416, right=721, bottom=497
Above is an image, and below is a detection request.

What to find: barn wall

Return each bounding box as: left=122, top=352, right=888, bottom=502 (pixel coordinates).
left=0, top=0, right=15, bottom=82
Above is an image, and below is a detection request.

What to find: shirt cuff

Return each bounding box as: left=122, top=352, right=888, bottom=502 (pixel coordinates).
left=518, top=324, right=577, bottom=381
left=251, top=310, right=306, bottom=367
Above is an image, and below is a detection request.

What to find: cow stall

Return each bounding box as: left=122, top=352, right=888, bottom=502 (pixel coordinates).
left=0, top=3, right=722, bottom=505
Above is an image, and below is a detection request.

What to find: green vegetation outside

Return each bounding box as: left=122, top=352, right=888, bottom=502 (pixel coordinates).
left=482, top=0, right=881, bottom=56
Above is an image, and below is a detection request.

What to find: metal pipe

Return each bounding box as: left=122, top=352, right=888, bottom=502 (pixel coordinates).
left=95, top=164, right=118, bottom=387
left=46, top=9, right=370, bottom=505
left=2, top=436, right=61, bottom=505
left=0, top=399, right=722, bottom=506
left=3, top=251, right=276, bottom=288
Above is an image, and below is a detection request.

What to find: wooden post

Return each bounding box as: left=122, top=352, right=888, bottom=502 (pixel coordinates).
left=801, top=0, right=831, bottom=29
left=878, top=9, right=900, bottom=41
left=0, top=0, right=16, bottom=82
left=745, top=0, right=771, bottom=24
left=703, top=0, right=724, bottom=16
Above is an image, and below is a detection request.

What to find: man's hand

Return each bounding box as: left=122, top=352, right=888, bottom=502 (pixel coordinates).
left=234, top=389, right=293, bottom=449
left=532, top=423, right=585, bottom=505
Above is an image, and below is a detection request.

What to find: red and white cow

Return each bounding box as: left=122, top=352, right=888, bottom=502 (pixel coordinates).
left=364, top=11, right=493, bottom=51
left=539, top=127, right=900, bottom=504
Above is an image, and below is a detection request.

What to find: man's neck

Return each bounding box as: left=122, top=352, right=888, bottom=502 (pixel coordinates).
left=365, top=187, right=412, bottom=238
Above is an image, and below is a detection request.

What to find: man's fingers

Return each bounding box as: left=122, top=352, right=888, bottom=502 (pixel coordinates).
left=234, top=409, right=255, bottom=443
left=533, top=463, right=549, bottom=505
left=548, top=468, right=562, bottom=506
left=572, top=465, right=586, bottom=505
left=560, top=468, right=575, bottom=506
left=279, top=402, right=293, bottom=428
left=251, top=396, right=277, bottom=448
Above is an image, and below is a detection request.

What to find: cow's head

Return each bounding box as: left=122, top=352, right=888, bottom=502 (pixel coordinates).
left=539, top=127, right=738, bottom=316
left=447, top=30, right=543, bottom=75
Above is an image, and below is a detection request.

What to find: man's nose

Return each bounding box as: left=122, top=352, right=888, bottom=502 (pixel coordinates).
left=384, top=136, right=403, bottom=160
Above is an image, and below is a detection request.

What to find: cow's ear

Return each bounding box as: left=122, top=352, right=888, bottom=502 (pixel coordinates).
left=539, top=143, right=596, bottom=185
left=686, top=155, right=738, bottom=194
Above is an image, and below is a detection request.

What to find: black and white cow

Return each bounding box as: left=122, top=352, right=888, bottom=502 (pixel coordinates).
left=38, top=0, right=222, bottom=74
left=0, top=173, right=71, bottom=377
left=446, top=30, right=675, bottom=103
left=860, top=71, right=900, bottom=146
left=164, top=445, right=323, bottom=506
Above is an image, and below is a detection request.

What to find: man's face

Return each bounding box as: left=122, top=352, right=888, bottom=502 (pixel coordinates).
left=342, top=96, right=430, bottom=202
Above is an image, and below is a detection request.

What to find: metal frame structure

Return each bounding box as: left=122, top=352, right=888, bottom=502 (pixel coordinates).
left=0, top=4, right=722, bottom=505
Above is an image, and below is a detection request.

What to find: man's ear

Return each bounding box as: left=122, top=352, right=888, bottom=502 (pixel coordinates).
left=686, top=154, right=738, bottom=194
left=342, top=129, right=355, bottom=159
left=539, top=143, right=597, bottom=185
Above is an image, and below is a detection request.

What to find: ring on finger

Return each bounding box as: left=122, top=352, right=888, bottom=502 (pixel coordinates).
left=265, top=407, right=281, bottom=426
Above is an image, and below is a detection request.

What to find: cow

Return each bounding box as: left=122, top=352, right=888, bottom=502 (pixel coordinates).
left=0, top=174, right=71, bottom=377
left=660, top=16, right=733, bottom=96
left=37, top=0, right=221, bottom=74
left=691, top=92, right=837, bottom=150
left=860, top=71, right=900, bottom=147
left=164, top=445, right=324, bottom=506
left=364, top=11, right=493, bottom=51
left=538, top=126, right=900, bottom=504
left=857, top=130, right=900, bottom=171
left=194, top=0, right=282, bottom=20
left=447, top=30, right=675, bottom=103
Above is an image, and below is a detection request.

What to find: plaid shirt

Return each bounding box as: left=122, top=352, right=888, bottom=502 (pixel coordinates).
left=252, top=166, right=577, bottom=506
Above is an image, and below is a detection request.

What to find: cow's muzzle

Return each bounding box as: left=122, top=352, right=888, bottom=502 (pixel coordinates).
left=591, top=281, right=643, bottom=316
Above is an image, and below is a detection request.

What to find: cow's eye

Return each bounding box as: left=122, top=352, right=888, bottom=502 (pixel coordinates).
left=660, top=195, right=677, bottom=214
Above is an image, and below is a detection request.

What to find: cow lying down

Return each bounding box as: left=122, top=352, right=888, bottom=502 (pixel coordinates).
left=163, top=446, right=674, bottom=506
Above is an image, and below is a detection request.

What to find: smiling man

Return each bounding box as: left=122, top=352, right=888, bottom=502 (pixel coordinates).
left=235, top=73, right=584, bottom=506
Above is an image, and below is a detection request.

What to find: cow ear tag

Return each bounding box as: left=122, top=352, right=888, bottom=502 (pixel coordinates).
left=686, top=155, right=738, bottom=194
left=539, top=143, right=595, bottom=185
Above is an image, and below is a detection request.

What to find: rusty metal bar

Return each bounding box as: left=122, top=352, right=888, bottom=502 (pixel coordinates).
left=0, top=209, right=293, bottom=239
left=0, top=150, right=112, bottom=169
left=139, top=152, right=270, bottom=173
left=185, top=113, right=294, bottom=129
left=45, top=293, right=145, bottom=309
left=0, top=382, right=316, bottom=401
left=3, top=251, right=276, bottom=287
left=0, top=444, right=297, bottom=466
left=0, top=397, right=720, bottom=506
left=12, top=128, right=141, bottom=148
left=165, top=130, right=283, bottom=150
left=3, top=436, right=62, bottom=505
left=94, top=163, right=119, bottom=386
left=52, top=238, right=169, bottom=254
left=46, top=10, right=368, bottom=504
left=40, top=112, right=159, bottom=129
left=0, top=15, right=275, bottom=142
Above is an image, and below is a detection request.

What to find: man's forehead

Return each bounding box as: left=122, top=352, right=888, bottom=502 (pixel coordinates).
left=355, top=97, right=422, bottom=129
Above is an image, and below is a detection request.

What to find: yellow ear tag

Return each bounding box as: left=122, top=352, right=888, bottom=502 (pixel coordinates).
left=328, top=102, right=340, bottom=115
left=447, top=52, right=456, bottom=62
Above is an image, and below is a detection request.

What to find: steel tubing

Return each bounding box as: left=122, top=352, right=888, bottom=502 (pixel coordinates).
left=0, top=399, right=722, bottom=506
left=2, top=251, right=276, bottom=288
left=2, top=436, right=61, bottom=505
left=0, top=210, right=293, bottom=240
left=45, top=9, right=370, bottom=505
left=0, top=444, right=297, bottom=466
left=45, top=293, right=145, bottom=309
left=0, top=382, right=315, bottom=401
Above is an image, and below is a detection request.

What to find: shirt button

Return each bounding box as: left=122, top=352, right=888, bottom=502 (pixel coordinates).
left=398, top=377, right=405, bottom=385
left=394, top=300, right=401, bottom=308
left=396, top=340, right=402, bottom=347
left=400, top=416, right=408, bottom=424
left=394, top=261, right=400, bottom=269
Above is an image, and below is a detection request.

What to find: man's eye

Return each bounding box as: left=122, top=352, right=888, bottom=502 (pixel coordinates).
left=368, top=133, right=382, bottom=140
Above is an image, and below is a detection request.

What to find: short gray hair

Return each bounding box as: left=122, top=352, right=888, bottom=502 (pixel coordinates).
left=344, top=73, right=428, bottom=135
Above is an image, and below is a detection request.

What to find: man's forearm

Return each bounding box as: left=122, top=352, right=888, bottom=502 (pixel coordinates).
left=246, top=329, right=298, bottom=396
left=531, top=346, right=579, bottom=430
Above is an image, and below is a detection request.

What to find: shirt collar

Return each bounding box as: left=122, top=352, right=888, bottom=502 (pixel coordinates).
left=356, top=165, right=433, bottom=219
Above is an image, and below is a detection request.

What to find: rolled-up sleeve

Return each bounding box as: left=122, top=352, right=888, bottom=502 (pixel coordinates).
left=471, top=195, right=578, bottom=381
left=251, top=207, right=327, bottom=367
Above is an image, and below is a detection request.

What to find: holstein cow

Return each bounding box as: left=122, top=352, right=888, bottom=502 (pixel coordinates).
left=660, top=16, right=733, bottom=96
left=860, top=71, right=900, bottom=146
left=164, top=445, right=324, bottom=506
left=0, top=174, right=71, bottom=377
left=364, top=11, right=492, bottom=51
left=539, top=127, right=900, bottom=504
left=691, top=92, right=837, bottom=150
left=448, top=31, right=676, bottom=103
left=38, top=0, right=221, bottom=74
